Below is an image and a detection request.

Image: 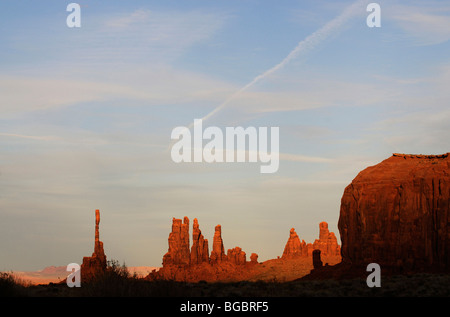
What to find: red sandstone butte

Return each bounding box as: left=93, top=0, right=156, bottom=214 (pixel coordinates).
left=338, top=153, right=450, bottom=272
left=81, top=209, right=107, bottom=282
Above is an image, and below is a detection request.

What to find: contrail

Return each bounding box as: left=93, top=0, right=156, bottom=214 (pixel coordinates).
left=189, top=0, right=368, bottom=128
left=0, top=132, right=60, bottom=141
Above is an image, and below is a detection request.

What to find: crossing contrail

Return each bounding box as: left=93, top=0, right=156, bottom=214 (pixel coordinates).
left=189, top=0, right=368, bottom=128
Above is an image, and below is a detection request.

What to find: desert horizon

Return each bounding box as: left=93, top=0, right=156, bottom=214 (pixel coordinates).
left=5, top=265, right=160, bottom=285
left=1, top=0, right=449, bottom=301
left=2, top=152, right=449, bottom=296
left=1, top=152, right=449, bottom=301
left=2, top=208, right=341, bottom=286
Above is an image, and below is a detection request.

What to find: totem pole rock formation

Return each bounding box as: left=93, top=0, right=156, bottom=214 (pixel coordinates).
left=313, top=222, right=341, bottom=256
left=281, top=228, right=307, bottom=259
left=163, top=217, right=190, bottom=266
left=250, top=253, right=259, bottom=264
left=150, top=217, right=259, bottom=282
left=227, top=247, right=246, bottom=265
left=210, top=225, right=227, bottom=264
left=282, top=223, right=340, bottom=259
left=190, top=218, right=209, bottom=265
left=81, top=209, right=107, bottom=282
left=338, top=153, right=450, bottom=272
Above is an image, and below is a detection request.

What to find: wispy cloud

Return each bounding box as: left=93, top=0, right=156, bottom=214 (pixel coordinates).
left=218, top=77, right=395, bottom=114
left=366, top=64, right=450, bottom=154
left=104, top=9, right=152, bottom=29
left=388, top=3, right=450, bottom=46
left=0, top=133, right=60, bottom=141
left=0, top=67, right=236, bottom=115
left=185, top=147, right=333, bottom=164
left=279, top=153, right=334, bottom=163
left=90, top=9, right=228, bottom=63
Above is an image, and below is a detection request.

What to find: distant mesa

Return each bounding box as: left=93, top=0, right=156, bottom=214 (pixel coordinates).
left=12, top=265, right=158, bottom=286
left=80, top=209, right=107, bottom=282
left=338, top=152, right=450, bottom=273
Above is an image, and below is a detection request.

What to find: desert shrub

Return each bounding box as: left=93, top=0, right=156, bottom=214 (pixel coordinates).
left=0, top=272, right=30, bottom=297
left=77, top=259, right=195, bottom=296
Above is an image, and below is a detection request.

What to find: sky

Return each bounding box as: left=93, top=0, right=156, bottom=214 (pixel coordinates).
left=1, top=0, right=449, bottom=271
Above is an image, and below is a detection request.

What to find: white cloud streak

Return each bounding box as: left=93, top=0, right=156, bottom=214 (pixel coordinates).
left=187, top=147, right=333, bottom=164
left=104, top=9, right=152, bottom=29
left=0, top=133, right=60, bottom=141
left=193, top=0, right=369, bottom=127
left=0, top=67, right=236, bottom=115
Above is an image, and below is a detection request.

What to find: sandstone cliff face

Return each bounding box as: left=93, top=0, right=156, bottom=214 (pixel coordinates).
left=81, top=209, right=107, bottom=282
left=338, top=153, right=450, bottom=271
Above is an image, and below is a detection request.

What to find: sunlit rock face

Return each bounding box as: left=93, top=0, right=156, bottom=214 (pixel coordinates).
left=282, top=223, right=340, bottom=259
left=150, top=217, right=259, bottom=282
left=338, top=153, right=450, bottom=272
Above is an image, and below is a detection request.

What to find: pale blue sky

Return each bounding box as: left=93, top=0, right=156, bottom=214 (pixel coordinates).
left=1, top=0, right=449, bottom=270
